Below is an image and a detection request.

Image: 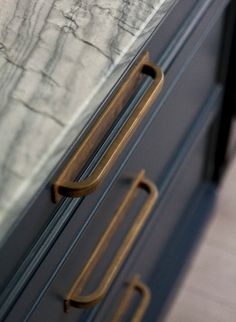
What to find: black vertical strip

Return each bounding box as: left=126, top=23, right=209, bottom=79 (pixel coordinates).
left=214, top=0, right=236, bottom=181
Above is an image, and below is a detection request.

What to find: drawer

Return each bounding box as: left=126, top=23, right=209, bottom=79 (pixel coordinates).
left=124, top=9, right=224, bottom=187
left=88, top=88, right=221, bottom=322
left=23, top=173, right=158, bottom=322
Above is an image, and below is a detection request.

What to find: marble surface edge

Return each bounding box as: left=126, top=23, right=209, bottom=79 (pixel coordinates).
left=0, top=0, right=177, bottom=244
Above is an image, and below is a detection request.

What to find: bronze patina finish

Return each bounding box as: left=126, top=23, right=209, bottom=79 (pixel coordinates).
left=52, top=52, right=164, bottom=202
left=111, top=275, right=151, bottom=322
left=64, top=170, right=158, bottom=311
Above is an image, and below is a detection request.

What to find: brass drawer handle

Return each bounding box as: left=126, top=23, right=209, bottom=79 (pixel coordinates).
left=64, top=170, right=158, bottom=311
left=52, top=52, right=164, bottom=202
left=111, top=275, right=151, bottom=322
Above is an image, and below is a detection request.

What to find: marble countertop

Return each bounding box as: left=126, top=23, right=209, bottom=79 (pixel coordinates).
left=0, top=0, right=176, bottom=244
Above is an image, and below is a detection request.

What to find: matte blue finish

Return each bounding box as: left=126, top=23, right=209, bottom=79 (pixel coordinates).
left=87, top=85, right=223, bottom=322
left=1, top=0, right=235, bottom=321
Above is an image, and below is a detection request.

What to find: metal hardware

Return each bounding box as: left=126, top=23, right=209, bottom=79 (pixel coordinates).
left=52, top=52, right=164, bottom=202
left=111, top=275, right=151, bottom=322
left=64, top=170, right=158, bottom=311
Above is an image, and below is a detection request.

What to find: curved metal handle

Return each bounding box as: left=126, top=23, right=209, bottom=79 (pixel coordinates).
left=53, top=52, right=164, bottom=202
left=111, top=275, right=151, bottom=322
left=64, top=170, right=158, bottom=311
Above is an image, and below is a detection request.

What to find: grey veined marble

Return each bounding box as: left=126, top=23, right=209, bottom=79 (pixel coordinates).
left=0, top=0, right=176, bottom=244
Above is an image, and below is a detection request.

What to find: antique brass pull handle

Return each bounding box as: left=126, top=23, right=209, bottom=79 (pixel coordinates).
left=111, top=275, right=151, bottom=322
left=52, top=52, right=164, bottom=202
left=64, top=170, right=158, bottom=311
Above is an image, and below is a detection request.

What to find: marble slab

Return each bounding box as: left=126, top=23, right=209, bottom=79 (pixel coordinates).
left=0, top=0, right=176, bottom=245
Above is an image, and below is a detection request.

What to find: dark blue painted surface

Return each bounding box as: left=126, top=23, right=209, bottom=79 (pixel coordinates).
left=1, top=0, right=235, bottom=321
left=87, top=84, right=223, bottom=322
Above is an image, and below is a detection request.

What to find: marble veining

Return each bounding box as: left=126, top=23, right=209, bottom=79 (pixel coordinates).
left=0, top=0, right=176, bottom=244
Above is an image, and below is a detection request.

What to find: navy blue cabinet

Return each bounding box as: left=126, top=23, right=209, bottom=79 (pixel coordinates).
left=1, top=1, right=235, bottom=321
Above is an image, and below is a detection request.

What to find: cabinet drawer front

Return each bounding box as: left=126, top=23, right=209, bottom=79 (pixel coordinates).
left=91, top=90, right=221, bottom=322
left=124, top=3, right=224, bottom=188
